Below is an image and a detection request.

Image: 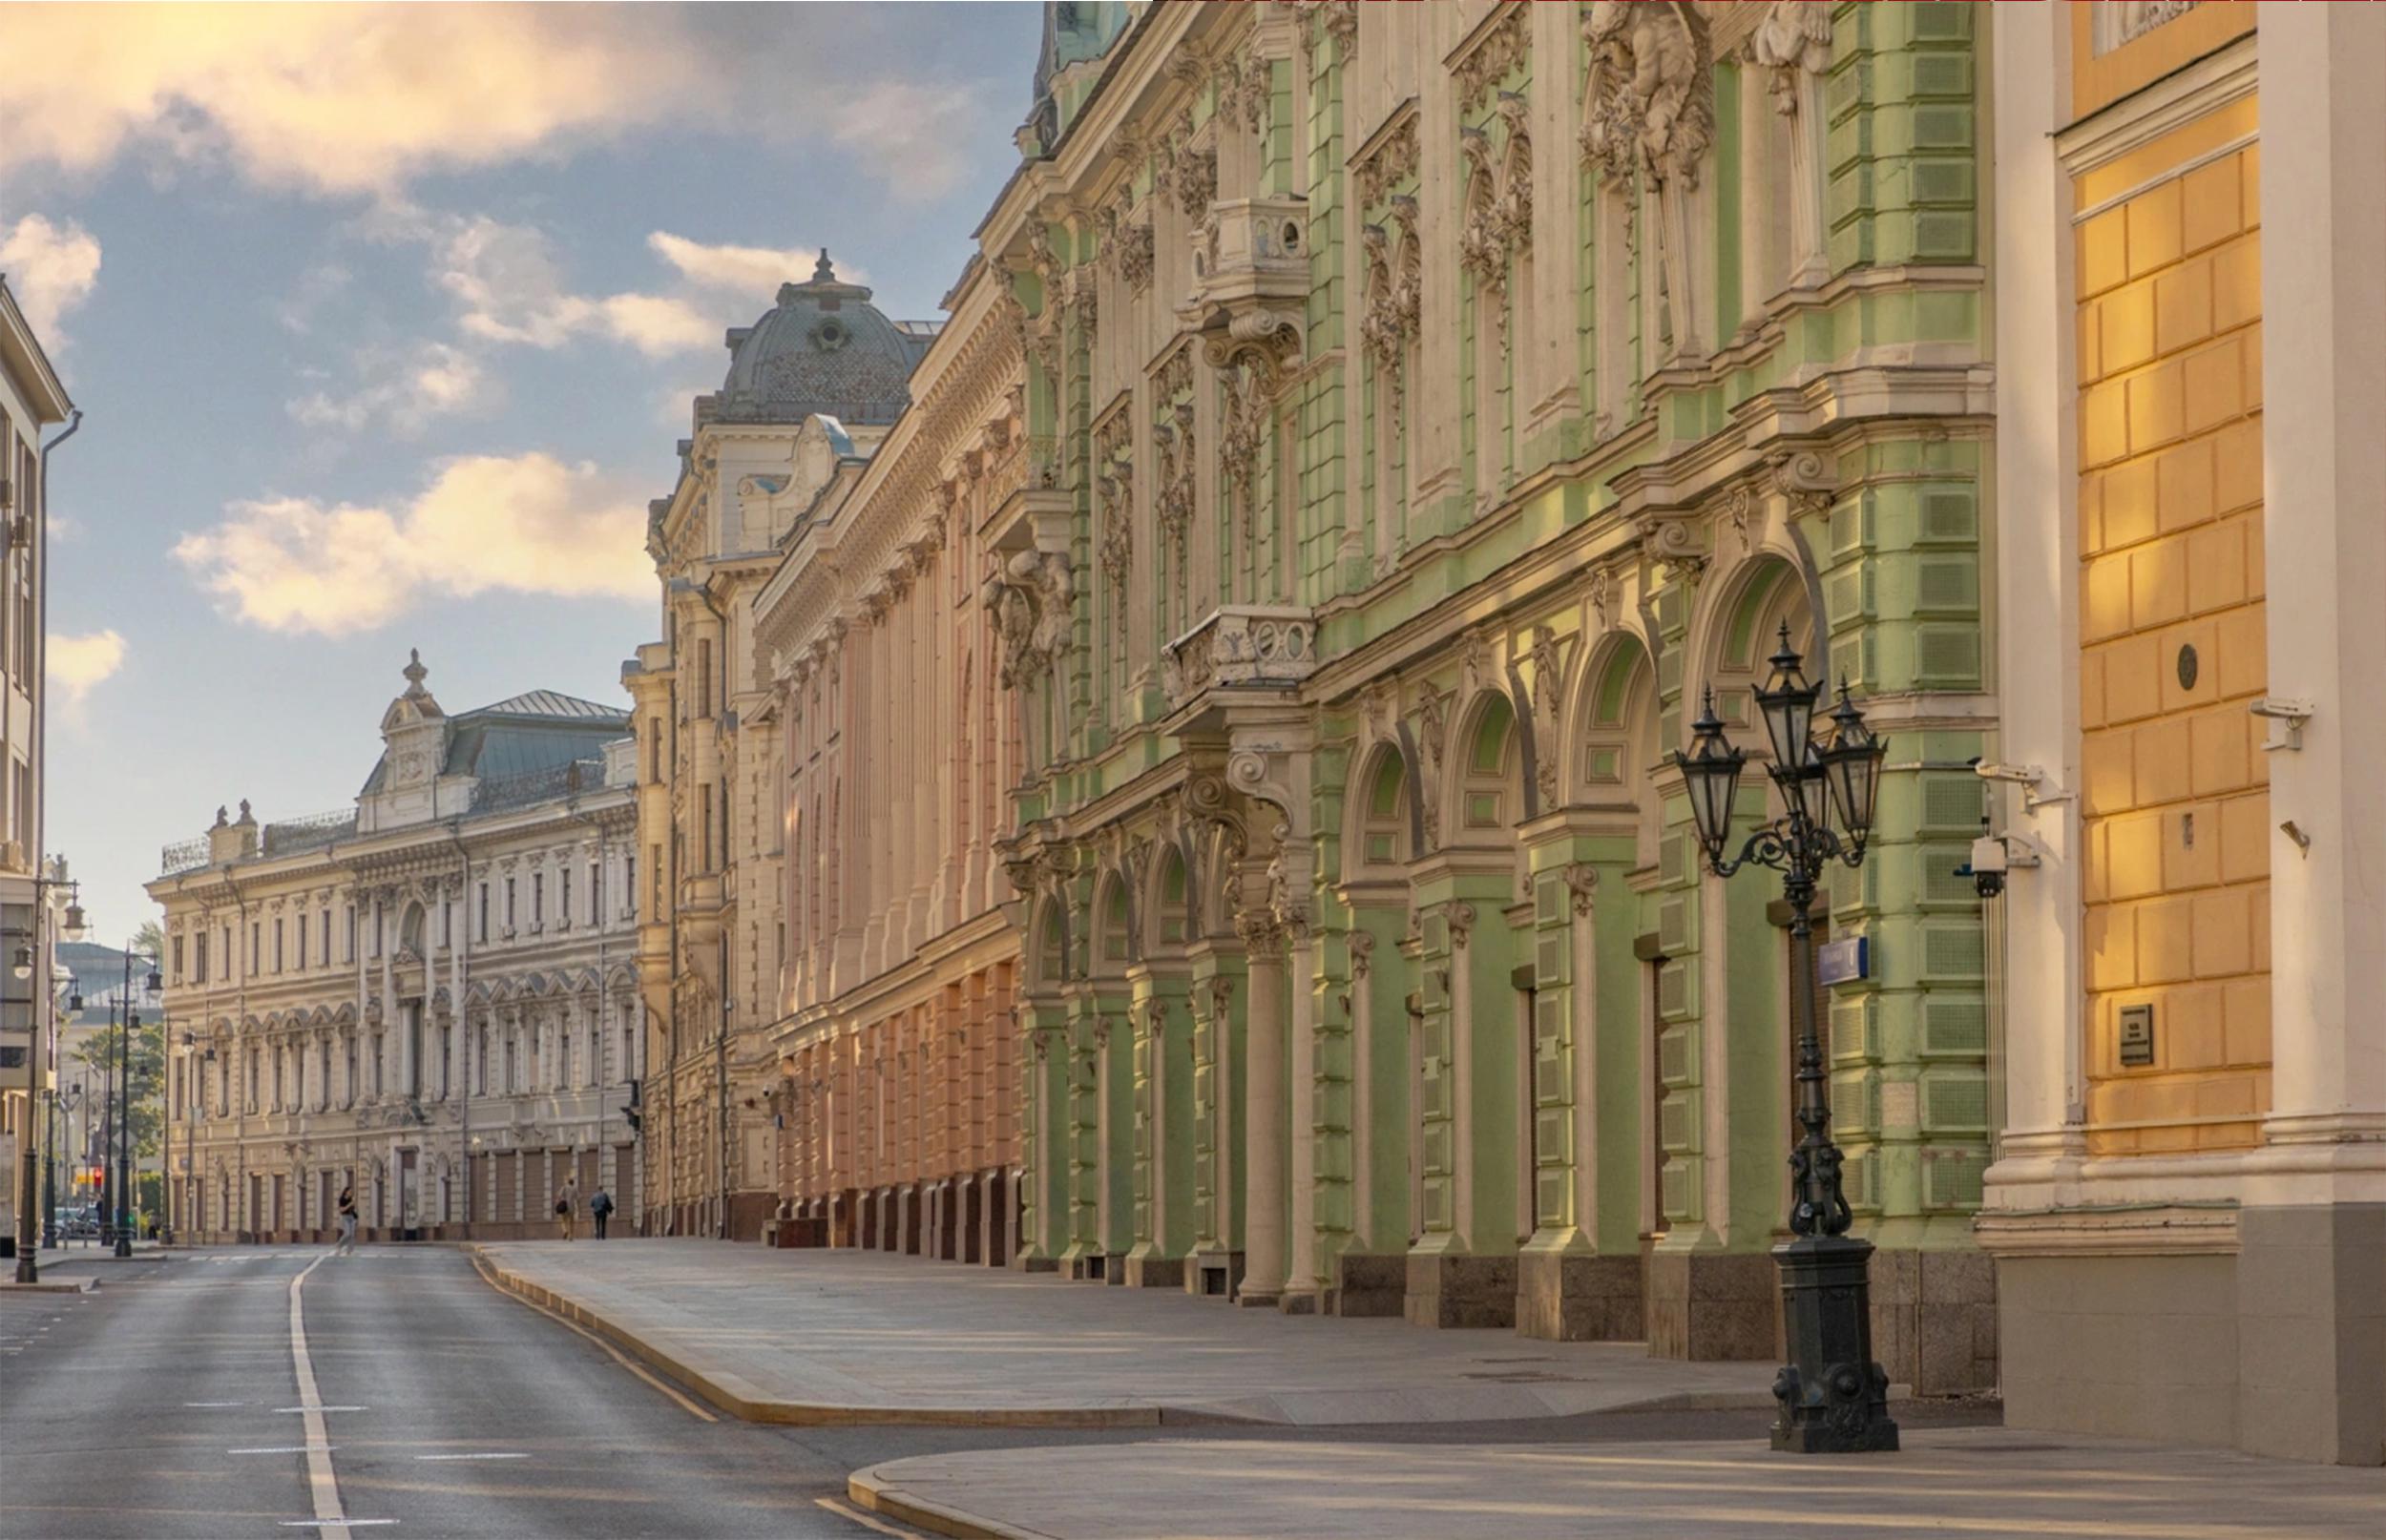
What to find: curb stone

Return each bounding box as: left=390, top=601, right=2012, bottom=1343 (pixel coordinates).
left=847, top=1464, right=1047, bottom=1540
left=467, top=1245, right=1164, bottom=1429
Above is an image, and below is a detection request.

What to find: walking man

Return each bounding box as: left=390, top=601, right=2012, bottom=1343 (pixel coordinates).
left=334, top=1185, right=358, bottom=1257
left=555, top=1178, right=577, bottom=1241
left=589, top=1186, right=614, bottom=1240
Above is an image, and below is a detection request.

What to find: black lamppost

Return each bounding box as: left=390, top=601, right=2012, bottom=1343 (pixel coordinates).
left=113, top=948, right=162, bottom=1258
left=42, top=1082, right=82, bottom=1248
left=1673, top=624, right=1897, bottom=1455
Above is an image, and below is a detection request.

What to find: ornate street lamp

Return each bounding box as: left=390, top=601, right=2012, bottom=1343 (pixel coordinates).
left=1674, top=624, right=1895, bottom=1455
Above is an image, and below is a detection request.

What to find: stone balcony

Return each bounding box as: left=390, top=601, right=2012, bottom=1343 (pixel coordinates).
left=1179, top=197, right=1308, bottom=347
left=1162, top=605, right=1319, bottom=710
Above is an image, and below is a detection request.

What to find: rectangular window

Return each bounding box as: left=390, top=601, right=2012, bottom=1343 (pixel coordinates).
left=561, top=866, right=572, bottom=924
left=344, top=906, right=355, bottom=964
left=649, top=725, right=662, bottom=783
left=274, top=920, right=284, bottom=973
left=173, top=934, right=185, bottom=982
left=296, top=915, right=306, bottom=970
left=371, top=903, right=383, bottom=959
left=646, top=846, right=659, bottom=916
left=697, top=636, right=714, bottom=718
left=505, top=879, right=516, bottom=931
left=533, top=873, right=544, bottom=926
left=195, top=932, right=208, bottom=985
left=441, top=898, right=451, bottom=949
left=250, top=923, right=261, bottom=974
left=478, top=884, right=489, bottom=942
left=590, top=860, right=601, bottom=922
left=321, top=909, right=330, bottom=964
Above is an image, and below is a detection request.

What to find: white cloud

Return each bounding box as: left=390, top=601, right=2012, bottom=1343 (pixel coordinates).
left=0, top=7, right=709, bottom=196
left=47, top=629, right=126, bottom=705
left=175, top=453, right=652, bottom=635
left=0, top=8, right=1009, bottom=203
left=0, top=214, right=102, bottom=343
left=830, top=81, right=988, bottom=204
left=647, top=232, right=853, bottom=297
left=287, top=341, right=492, bottom=436
left=276, top=262, right=353, bottom=334
left=426, top=215, right=720, bottom=358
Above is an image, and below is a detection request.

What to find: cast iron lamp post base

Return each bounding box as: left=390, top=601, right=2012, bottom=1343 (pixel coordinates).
left=1769, top=1233, right=1899, bottom=1452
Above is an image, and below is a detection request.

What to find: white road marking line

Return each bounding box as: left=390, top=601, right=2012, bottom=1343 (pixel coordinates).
left=184, top=1401, right=248, bottom=1407
left=412, top=1452, right=529, bottom=1462
left=279, top=1521, right=397, bottom=1529
left=231, top=1446, right=340, bottom=1455
left=287, top=1255, right=348, bottom=1530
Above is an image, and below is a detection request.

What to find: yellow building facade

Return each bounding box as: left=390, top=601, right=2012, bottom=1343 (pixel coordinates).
left=1983, top=2, right=2384, bottom=1466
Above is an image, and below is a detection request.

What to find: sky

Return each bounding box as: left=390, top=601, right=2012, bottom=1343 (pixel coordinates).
left=1, top=1, right=1046, bottom=945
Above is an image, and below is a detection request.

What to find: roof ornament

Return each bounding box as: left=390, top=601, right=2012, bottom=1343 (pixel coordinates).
left=814, top=249, right=835, bottom=283
left=402, top=648, right=429, bottom=695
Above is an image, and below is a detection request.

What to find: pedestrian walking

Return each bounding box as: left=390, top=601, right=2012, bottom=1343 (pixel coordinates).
left=555, top=1178, right=577, bottom=1241
left=334, top=1185, right=359, bottom=1256
left=589, top=1186, right=614, bottom=1240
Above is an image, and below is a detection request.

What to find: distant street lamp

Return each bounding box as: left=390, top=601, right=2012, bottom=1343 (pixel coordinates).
left=113, top=947, right=163, bottom=1259
left=1674, top=625, right=1896, bottom=1455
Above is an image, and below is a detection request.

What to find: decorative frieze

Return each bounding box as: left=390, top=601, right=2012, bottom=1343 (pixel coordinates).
left=1453, top=3, right=1530, bottom=117
left=1352, top=110, right=1417, bottom=215
left=1094, top=407, right=1135, bottom=636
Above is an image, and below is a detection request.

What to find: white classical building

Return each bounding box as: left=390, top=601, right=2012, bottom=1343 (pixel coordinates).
left=149, top=656, right=645, bottom=1241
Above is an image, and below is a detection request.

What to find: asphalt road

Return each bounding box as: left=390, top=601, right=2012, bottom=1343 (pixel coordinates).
left=0, top=1245, right=2000, bottom=1539
left=0, top=1247, right=913, bottom=1538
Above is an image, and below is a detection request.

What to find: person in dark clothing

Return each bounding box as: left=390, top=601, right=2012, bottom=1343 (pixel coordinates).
left=589, top=1187, right=614, bottom=1239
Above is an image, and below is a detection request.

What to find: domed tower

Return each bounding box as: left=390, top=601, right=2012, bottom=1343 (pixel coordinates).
left=695, top=252, right=934, bottom=430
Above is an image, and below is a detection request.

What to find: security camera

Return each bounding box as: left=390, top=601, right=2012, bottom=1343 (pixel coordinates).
left=1961, top=835, right=2010, bottom=899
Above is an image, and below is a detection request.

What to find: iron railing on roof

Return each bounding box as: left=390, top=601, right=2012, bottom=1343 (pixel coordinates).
left=262, top=808, right=358, bottom=859
left=470, top=758, right=606, bottom=815
left=159, top=837, right=210, bottom=877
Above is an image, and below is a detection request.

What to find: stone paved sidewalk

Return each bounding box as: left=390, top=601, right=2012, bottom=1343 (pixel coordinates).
left=473, top=1238, right=1776, bottom=1427
left=848, top=1428, right=2386, bottom=1539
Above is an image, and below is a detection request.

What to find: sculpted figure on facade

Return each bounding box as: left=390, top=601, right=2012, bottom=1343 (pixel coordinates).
left=1583, top=0, right=1715, bottom=355
left=1749, top=1, right=1834, bottom=287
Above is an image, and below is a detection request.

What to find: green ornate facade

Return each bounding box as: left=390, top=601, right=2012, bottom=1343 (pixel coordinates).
left=976, top=1, right=1995, bottom=1385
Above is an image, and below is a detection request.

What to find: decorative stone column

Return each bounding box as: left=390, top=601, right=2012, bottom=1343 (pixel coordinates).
left=1235, top=907, right=1288, bottom=1308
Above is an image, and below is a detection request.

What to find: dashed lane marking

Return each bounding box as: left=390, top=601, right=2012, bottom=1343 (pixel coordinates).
left=279, top=1521, right=397, bottom=1529
left=287, top=1255, right=349, bottom=1530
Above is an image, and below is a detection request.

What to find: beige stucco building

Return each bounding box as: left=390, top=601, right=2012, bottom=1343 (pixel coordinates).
left=1981, top=2, right=2385, bottom=1466
left=751, top=253, right=1027, bottom=1265
left=149, top=657, right=643, bottom=1241
left=630, top=257, right=936, bottom=1238
left=0, top=275, right=74, bottom=1261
